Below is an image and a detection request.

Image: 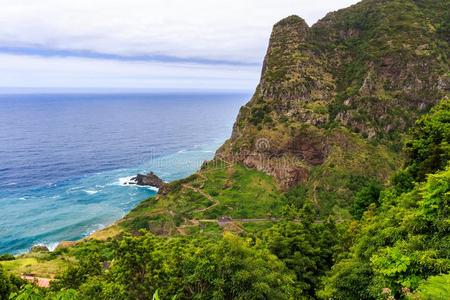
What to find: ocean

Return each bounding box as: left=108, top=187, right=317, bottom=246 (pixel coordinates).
left=0, top=92, right=249, bottom=254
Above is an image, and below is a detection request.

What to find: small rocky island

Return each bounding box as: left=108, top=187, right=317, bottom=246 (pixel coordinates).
left=128, top=172, right=165, bottom=189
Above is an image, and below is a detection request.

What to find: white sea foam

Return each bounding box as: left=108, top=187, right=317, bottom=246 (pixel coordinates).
left=67, top=186, right=84, bottom=192
left=117, top=176, right=136, bottom=186
left=84, top=189, right=98, bottom=195
left=84, top=224, right=106, bottom=237
left=47, top=242, right=59, bottom=251
left=32, top=242, right=59, bottom=252
left=115, top=176, right=158, bottom=191
left=145, top=186, right=159, bottom=192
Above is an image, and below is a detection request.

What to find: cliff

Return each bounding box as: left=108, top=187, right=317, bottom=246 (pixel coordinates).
left=215, top=0, right=449, bottom=212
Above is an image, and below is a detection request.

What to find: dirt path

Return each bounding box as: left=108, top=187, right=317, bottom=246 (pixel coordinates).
left=181, top=163, right=235, bottom=214
left=197, top=218, right=278, bottom=223
left=21, top=275, right=51, bottom=288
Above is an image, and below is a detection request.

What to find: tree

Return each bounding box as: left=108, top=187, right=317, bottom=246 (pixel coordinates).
left=350, top=181, right=382, bottom=220
left=412, top=274, right=450, bottom=300
left=0, top=265, right=11, bottom=300
left=260, top=220, right=338, bottom=298
left=52, top=252, right=103, bottom=291
left=406, top=98, right=450, bottom=182
left=319, top=100, right=450, bottom=299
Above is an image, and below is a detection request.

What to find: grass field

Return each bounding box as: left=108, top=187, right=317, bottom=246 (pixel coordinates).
left=0, top=255, right=69, bottom=278
left=118, top=162, right=287, bottom=235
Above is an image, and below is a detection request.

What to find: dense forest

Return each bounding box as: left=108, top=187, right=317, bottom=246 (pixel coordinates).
left=1, top=0, right=449, bottom=299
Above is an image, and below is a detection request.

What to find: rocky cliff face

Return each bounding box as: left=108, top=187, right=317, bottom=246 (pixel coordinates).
left=217, top=0, right=449, bottom=211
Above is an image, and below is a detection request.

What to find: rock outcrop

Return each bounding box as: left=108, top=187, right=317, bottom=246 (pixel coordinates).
left=30, top=245, right=49, bottom=253
left=130, top=172, right=165, bottom=189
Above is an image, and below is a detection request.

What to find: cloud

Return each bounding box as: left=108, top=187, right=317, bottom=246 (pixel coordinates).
left=0, top=0, right=359, bottom=63
left=0, top=54, right=260, bottom=90
left=0, top=0, right=359, bottom=88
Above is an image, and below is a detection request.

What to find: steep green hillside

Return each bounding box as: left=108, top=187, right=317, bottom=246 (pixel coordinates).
left=119, top=162, right=285, bottom=235
left=320, top=99, right=450, bottom=299
left=217, top=0, right=449, bottom=214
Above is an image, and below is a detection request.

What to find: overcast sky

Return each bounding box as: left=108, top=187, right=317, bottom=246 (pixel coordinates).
left=0, top=0, right=359, bottom=91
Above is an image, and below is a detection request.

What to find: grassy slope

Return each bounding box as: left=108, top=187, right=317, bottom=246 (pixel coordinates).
left=90, top=122, right=401, bottom=238
left=118, top=162, right=286, bottom=236
left=118, top=126, right=400, bottom=234
left=0, top=252, right=70, bottom=278
left=306, top=127, right=401, bottom=217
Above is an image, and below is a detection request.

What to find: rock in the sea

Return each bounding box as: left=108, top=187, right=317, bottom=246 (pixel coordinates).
left=30, top=245, right=49, bottom=253
left=130, top=172, right=165, bottom=189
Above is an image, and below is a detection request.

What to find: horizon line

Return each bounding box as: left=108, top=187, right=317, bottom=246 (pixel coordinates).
left=0, top=87, right=254, bottom=95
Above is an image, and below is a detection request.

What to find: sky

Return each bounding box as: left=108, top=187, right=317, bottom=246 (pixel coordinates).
left=0, top=0, right=359, bottom=91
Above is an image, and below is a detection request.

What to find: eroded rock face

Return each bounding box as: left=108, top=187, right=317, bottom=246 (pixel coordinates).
left=290, top=132, right=327, bottom=166
left=260, top=16, right=336, bottom=106
left=238, top=152, right=309, bottom=190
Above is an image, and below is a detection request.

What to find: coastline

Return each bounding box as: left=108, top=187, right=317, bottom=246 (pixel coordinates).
left=0, top=92, right=243, bottom=255
left=46, top=185, right=162, bottom=252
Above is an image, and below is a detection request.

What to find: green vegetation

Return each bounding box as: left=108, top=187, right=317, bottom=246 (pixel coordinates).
left=119, top=163, right=286, bottom=235
left=2, top=0, right=449, bottom=298
left=0, top=255, right=67, bottom=279
left=411, top=274, right=450, bottom=300
left=6, top=233, right=298, bottom=299
left=405, top=99, right=450, bottom=182
left=9, top=284, right=78, bottom=300
left=0, top=265, right=24, bottom=300
left=0, top=254, right=15, bottom=261
left=319, top=99, right=450, bottom=299
left=3, top=218, right=341, bottom=299
left=259, top=219, right=339, bottom=297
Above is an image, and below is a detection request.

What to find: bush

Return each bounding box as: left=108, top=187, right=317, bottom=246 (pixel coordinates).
left=0, top=254, right=15, bottom=261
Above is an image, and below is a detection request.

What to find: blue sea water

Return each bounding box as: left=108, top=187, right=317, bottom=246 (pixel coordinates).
left=0, top=92, right=249, bottom=254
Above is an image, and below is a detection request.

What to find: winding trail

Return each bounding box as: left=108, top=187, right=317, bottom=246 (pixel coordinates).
left=176, top=166, right=280, bottom=232
left=181, top=169, right=222, bottom=213
left=182, top=183, right=220, bottom=213
left=170, top=164, right=336, bottom=234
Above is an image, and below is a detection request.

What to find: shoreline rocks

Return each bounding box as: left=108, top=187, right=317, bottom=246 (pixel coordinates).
left=30, top=245, right=49, bottom=253
left=129, top=172, right=165, bottom=189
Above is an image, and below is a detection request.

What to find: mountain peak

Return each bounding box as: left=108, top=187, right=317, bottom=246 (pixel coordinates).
left=273, top=15, right=308, bottom=28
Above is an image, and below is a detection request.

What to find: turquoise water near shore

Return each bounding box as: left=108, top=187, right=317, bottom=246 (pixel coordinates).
left=0, top=92, right=248, bottom=253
